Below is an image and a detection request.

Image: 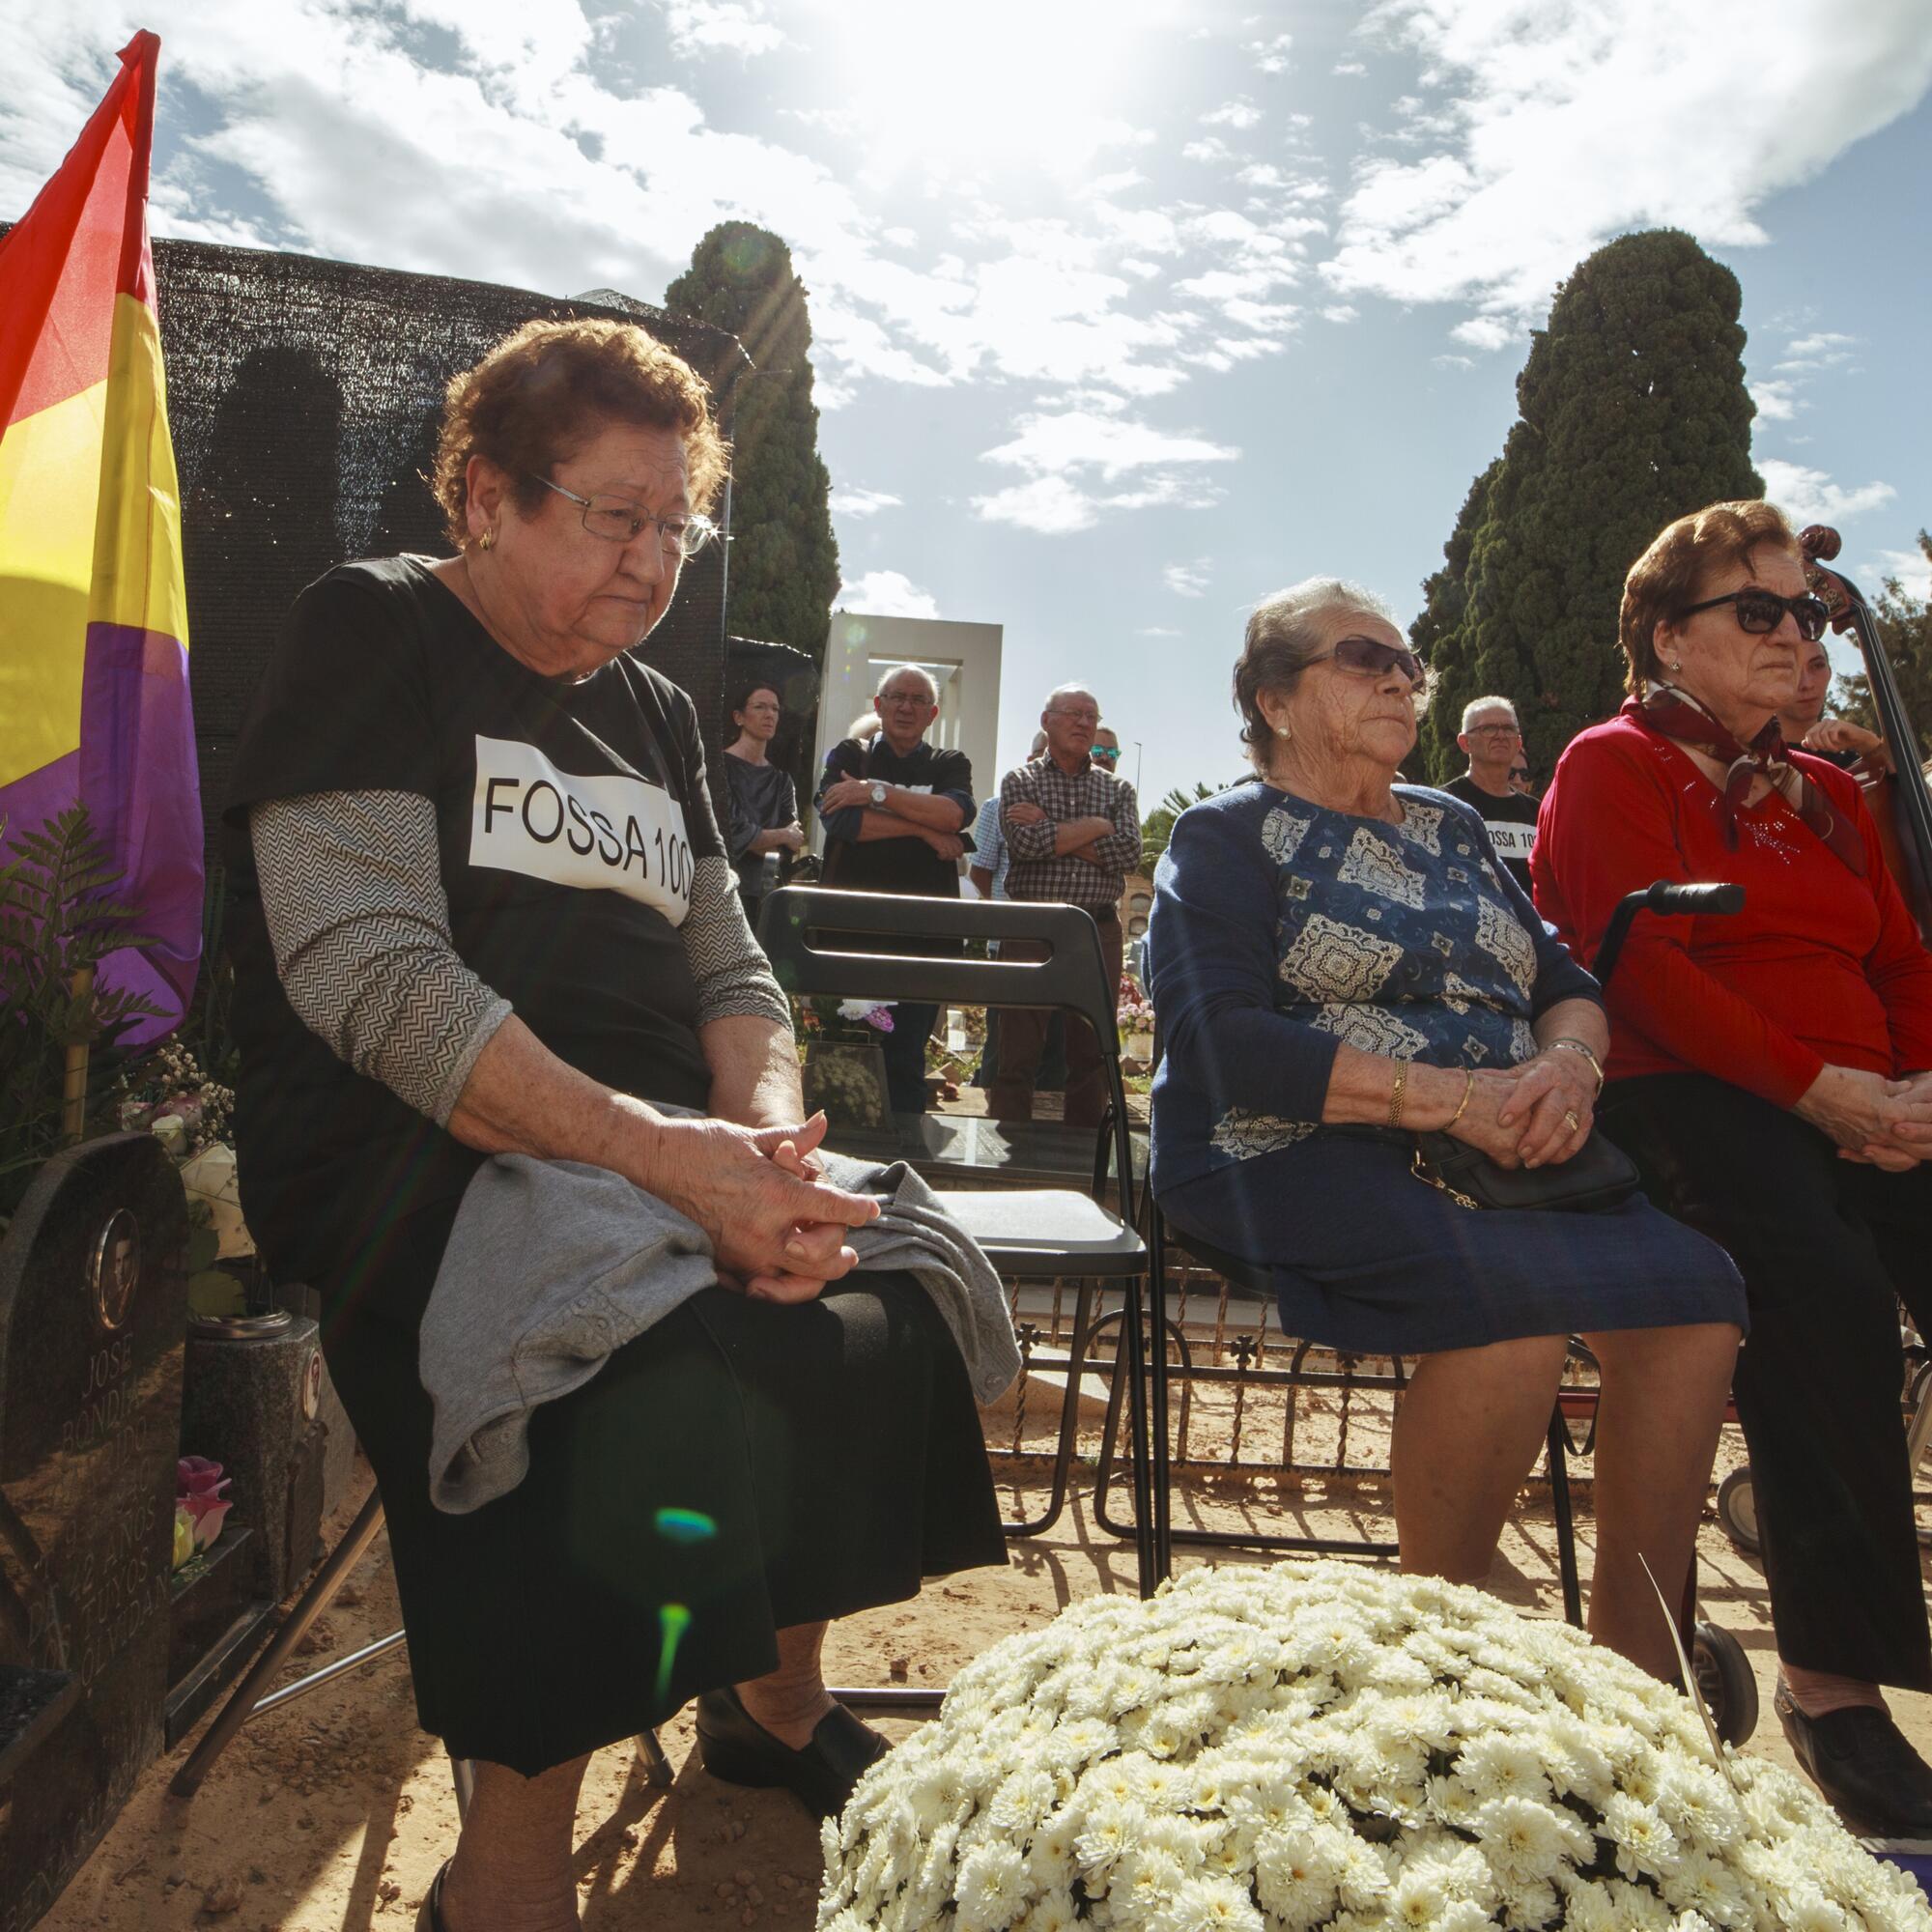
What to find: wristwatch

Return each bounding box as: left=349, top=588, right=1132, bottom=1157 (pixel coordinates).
left=868, top=781, right=889, bottom=808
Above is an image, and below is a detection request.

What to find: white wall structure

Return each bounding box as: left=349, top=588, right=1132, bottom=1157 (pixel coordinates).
left=810, top=611, right=1005, bottom=849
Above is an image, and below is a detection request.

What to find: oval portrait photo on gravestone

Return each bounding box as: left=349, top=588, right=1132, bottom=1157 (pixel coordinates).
left=87, top=1210, right=140, bottom=1336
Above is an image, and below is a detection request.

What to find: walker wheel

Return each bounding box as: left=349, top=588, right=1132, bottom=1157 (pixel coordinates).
left=1716, top=1465, right=1760, bottom=1555
left=1691, top=1621, right=1758, bottom=1747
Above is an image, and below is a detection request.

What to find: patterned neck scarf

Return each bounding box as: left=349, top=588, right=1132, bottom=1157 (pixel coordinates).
left=1625, top=687, right=1865, bottom=875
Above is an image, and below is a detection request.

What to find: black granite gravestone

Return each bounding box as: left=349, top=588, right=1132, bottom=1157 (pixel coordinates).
left=0, top=1134, right=187, bottom=1930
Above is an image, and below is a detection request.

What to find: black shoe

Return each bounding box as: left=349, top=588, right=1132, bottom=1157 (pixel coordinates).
left=415, top=1861, right=450, bottom=1932
left=1776, top=1680, right=1932, bottom=1837
left=694, top=1685, right=890, bottom=1817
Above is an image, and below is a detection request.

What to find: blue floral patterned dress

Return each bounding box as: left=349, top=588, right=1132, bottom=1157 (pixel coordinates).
left=1146, top=781, right=1745, bottom=1353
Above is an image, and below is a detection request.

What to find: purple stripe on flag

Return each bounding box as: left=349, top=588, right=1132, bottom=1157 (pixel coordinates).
left=0, top=748, right=82, bottom=847
left=77, top=620, right=204, bottom=1042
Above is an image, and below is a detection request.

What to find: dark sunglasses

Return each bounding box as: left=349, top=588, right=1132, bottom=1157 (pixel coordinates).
left=1312, top=635, right=1426, bottom=687
left=1681, top=586, right=1830, bottom=644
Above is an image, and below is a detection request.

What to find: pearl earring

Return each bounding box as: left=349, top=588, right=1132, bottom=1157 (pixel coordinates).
left=1275, top=724, right=1291, bottom=739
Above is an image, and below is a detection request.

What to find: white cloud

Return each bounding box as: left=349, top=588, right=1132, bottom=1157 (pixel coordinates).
left=1247, top=33, right=1293, bottom=74
left=1332, top=58, right=1368, bottom=76
left=1322, top=1, right=1932, bottom=330
left=1139, top=625, right=1183, bottom=637
left=1781, top=329, right=1858, bottom=365
left=838, top=569, right=940, bottom=618
left=982, top=410, right=1238, bottom=483
left=972, top=475, right=1108, bottom=535
left=1182, top=137, right=1233, bottom=163
left=1164, top=561, right=1210, bottom=597
left=1321, top=303, right=1358, bottom=323
left=833, top=486, right=903, bottom=517
left=1449, top=315, right=1515, bottom=353
left=1202, top=98, right=1263, bottom=129
left=1866, top=547, right=1932, bottom=601
left=1433, top=353, right=1474, bottom=371
left=663, top=1, right=785, bottom=57
left=1756, top=459, right=1896, bottom=526
left=1749, top=377, right=1799, bottom=422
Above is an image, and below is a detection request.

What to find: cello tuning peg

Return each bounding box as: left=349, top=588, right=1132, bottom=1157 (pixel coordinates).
left=1799, top=523, right=1843, bottom=562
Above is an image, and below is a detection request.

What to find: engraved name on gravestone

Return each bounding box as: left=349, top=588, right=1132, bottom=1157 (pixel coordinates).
left=0, top=1135, right=187, bottom=1930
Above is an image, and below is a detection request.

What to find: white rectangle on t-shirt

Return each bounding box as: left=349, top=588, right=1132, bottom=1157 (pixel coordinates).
left=469, top=734, right=693, bottom=926
left=1484, top=818, right=1536, bottom=862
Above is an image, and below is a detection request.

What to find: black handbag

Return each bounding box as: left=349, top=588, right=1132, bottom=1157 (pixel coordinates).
left=1408, top=1128, right=1639, bottom=1213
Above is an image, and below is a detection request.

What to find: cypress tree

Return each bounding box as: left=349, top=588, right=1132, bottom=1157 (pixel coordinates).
left=1414, top=230, right=1761, bottom=781
left=1413, top=459, right=1501, bottom=776
left=664, top=223, right=840, bottom=659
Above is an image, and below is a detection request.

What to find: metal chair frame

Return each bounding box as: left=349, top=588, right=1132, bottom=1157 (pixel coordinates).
left=758, top=886, right=1159, bottom=1613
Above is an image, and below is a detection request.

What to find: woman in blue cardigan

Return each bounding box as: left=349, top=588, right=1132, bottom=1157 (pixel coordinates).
left=1146, top=578, right=1746, bottom=1680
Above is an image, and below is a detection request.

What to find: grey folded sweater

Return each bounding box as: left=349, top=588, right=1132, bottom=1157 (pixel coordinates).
left=421, top=1151, right=1020, bottom=1513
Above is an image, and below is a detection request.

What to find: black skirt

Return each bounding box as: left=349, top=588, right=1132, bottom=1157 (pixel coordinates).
left=316, top=1211, right=1008, bottom=1776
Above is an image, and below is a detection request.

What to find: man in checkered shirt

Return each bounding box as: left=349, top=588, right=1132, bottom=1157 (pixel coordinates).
left=990, top=683, right=1141, bottom=1127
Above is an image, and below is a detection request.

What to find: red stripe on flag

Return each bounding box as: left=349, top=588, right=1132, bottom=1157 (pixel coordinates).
left=0, top=32, right=159, bottom=429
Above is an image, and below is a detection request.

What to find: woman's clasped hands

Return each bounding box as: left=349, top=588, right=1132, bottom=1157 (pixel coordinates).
left=1420, top=1050, right=1598, bottom=1171
left=634, top=1109, right=881, bottom=1303
left=1796, top=1065, right=1932, bottom=1171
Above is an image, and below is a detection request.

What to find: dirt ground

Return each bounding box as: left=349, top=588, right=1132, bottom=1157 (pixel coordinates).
left=40, top=1355, right=1932, bottom=1932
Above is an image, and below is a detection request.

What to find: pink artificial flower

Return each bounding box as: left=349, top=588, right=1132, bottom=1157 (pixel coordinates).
left=864, top=1006, right=895, bottom=1034
left=183, top=1493, right=233, bottom=1551
left=178, top=1456, right=230, bottom=1498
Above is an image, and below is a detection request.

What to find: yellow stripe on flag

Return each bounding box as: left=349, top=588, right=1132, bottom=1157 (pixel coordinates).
left=0, top=378, right=105, bottom=790
left=88, top=293, right=187, bottom=642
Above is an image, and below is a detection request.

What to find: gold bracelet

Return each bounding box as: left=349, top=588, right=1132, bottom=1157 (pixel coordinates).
left=1387, top=1061, right=1407, bottom=1130
left=1548, top=1037, right=1605, bottom=1094
left=1444, top=1068, right=1475, bottom=1131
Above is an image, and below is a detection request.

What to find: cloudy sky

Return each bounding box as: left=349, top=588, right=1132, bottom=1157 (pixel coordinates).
left=6, top=0, right=1931, bottom=801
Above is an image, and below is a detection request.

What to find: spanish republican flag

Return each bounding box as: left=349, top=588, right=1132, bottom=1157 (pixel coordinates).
left=0, top=31, right=200, bottom=1037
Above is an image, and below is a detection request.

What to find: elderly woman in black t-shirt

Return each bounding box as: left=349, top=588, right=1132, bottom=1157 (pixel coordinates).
left=225, top=320, right=1004, bottom=1932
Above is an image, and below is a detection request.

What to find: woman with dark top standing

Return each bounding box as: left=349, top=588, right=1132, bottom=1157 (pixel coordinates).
left=1534, top=498, right=1932, bottom=1838
left=223, top=319, right=1005, bottom=1932
left=722, top=678, right=804, bottom=914
left=1146, top=578, right=1746, bottom=1681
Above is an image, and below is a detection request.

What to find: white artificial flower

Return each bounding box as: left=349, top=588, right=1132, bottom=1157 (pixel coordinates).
left=953, top=1842, right=1029, bottom=1932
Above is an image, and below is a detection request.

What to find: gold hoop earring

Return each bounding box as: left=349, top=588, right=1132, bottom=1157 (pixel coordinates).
left=477, top=528, right=497, bottom=553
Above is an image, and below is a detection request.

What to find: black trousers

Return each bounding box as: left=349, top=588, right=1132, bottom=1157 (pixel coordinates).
left=1603, top=1073, right=1932, bottom=1690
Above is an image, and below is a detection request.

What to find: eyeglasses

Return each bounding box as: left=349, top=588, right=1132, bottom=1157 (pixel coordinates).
left=1091, top=745, right=1122, bottom=761
left=529, top=475, right=719, bottom=557
left=1310, top=636, right=1425, bottom=687
left=878, top=691, right=933, bottom=710
left=1465, top=723, right=1521, bottom=741
left=1049, top=707, right=1100, bottom=724
left=1681, top=586, right=1830, bottom=644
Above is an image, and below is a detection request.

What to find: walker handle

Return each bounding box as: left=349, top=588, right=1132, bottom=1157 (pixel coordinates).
left=1643, top=881, right=1745, bottom=917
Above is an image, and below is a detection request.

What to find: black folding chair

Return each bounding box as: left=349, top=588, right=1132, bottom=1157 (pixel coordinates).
left=1123, top=1045, right=1584, bottom=1620
left=758, top=885, right=1160, bottom=1615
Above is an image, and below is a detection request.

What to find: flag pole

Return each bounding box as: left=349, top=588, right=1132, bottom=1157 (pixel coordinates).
left=61, top=966, right=95, bottom=1141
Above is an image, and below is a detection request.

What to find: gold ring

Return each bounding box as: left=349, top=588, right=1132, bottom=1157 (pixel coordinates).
left=1563, top=1109, right=1580, bottom=1133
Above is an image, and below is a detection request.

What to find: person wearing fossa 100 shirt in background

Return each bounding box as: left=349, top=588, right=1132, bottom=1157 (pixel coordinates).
left=815, top=664, right=975, bottom=1116
left=1441, top=696, right=1540, bottom=898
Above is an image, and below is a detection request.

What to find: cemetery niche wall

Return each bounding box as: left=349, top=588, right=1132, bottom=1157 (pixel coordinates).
left=0, top=1136, right=188, bottom=1929
left=147, top=238, right=752, bottom=881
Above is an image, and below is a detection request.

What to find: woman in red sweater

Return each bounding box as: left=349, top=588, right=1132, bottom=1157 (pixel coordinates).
left=1535, top=498, right=1932, bottom=1838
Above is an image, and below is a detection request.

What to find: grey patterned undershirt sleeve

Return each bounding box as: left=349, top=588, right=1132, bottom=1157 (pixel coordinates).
left=249, top=791, right=511, bottom=1127
left=682, top=854, right=792, bottom=1031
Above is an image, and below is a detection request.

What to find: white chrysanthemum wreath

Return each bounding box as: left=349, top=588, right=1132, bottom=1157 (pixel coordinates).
left=818, top=1561, right=1931, bottom=1932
